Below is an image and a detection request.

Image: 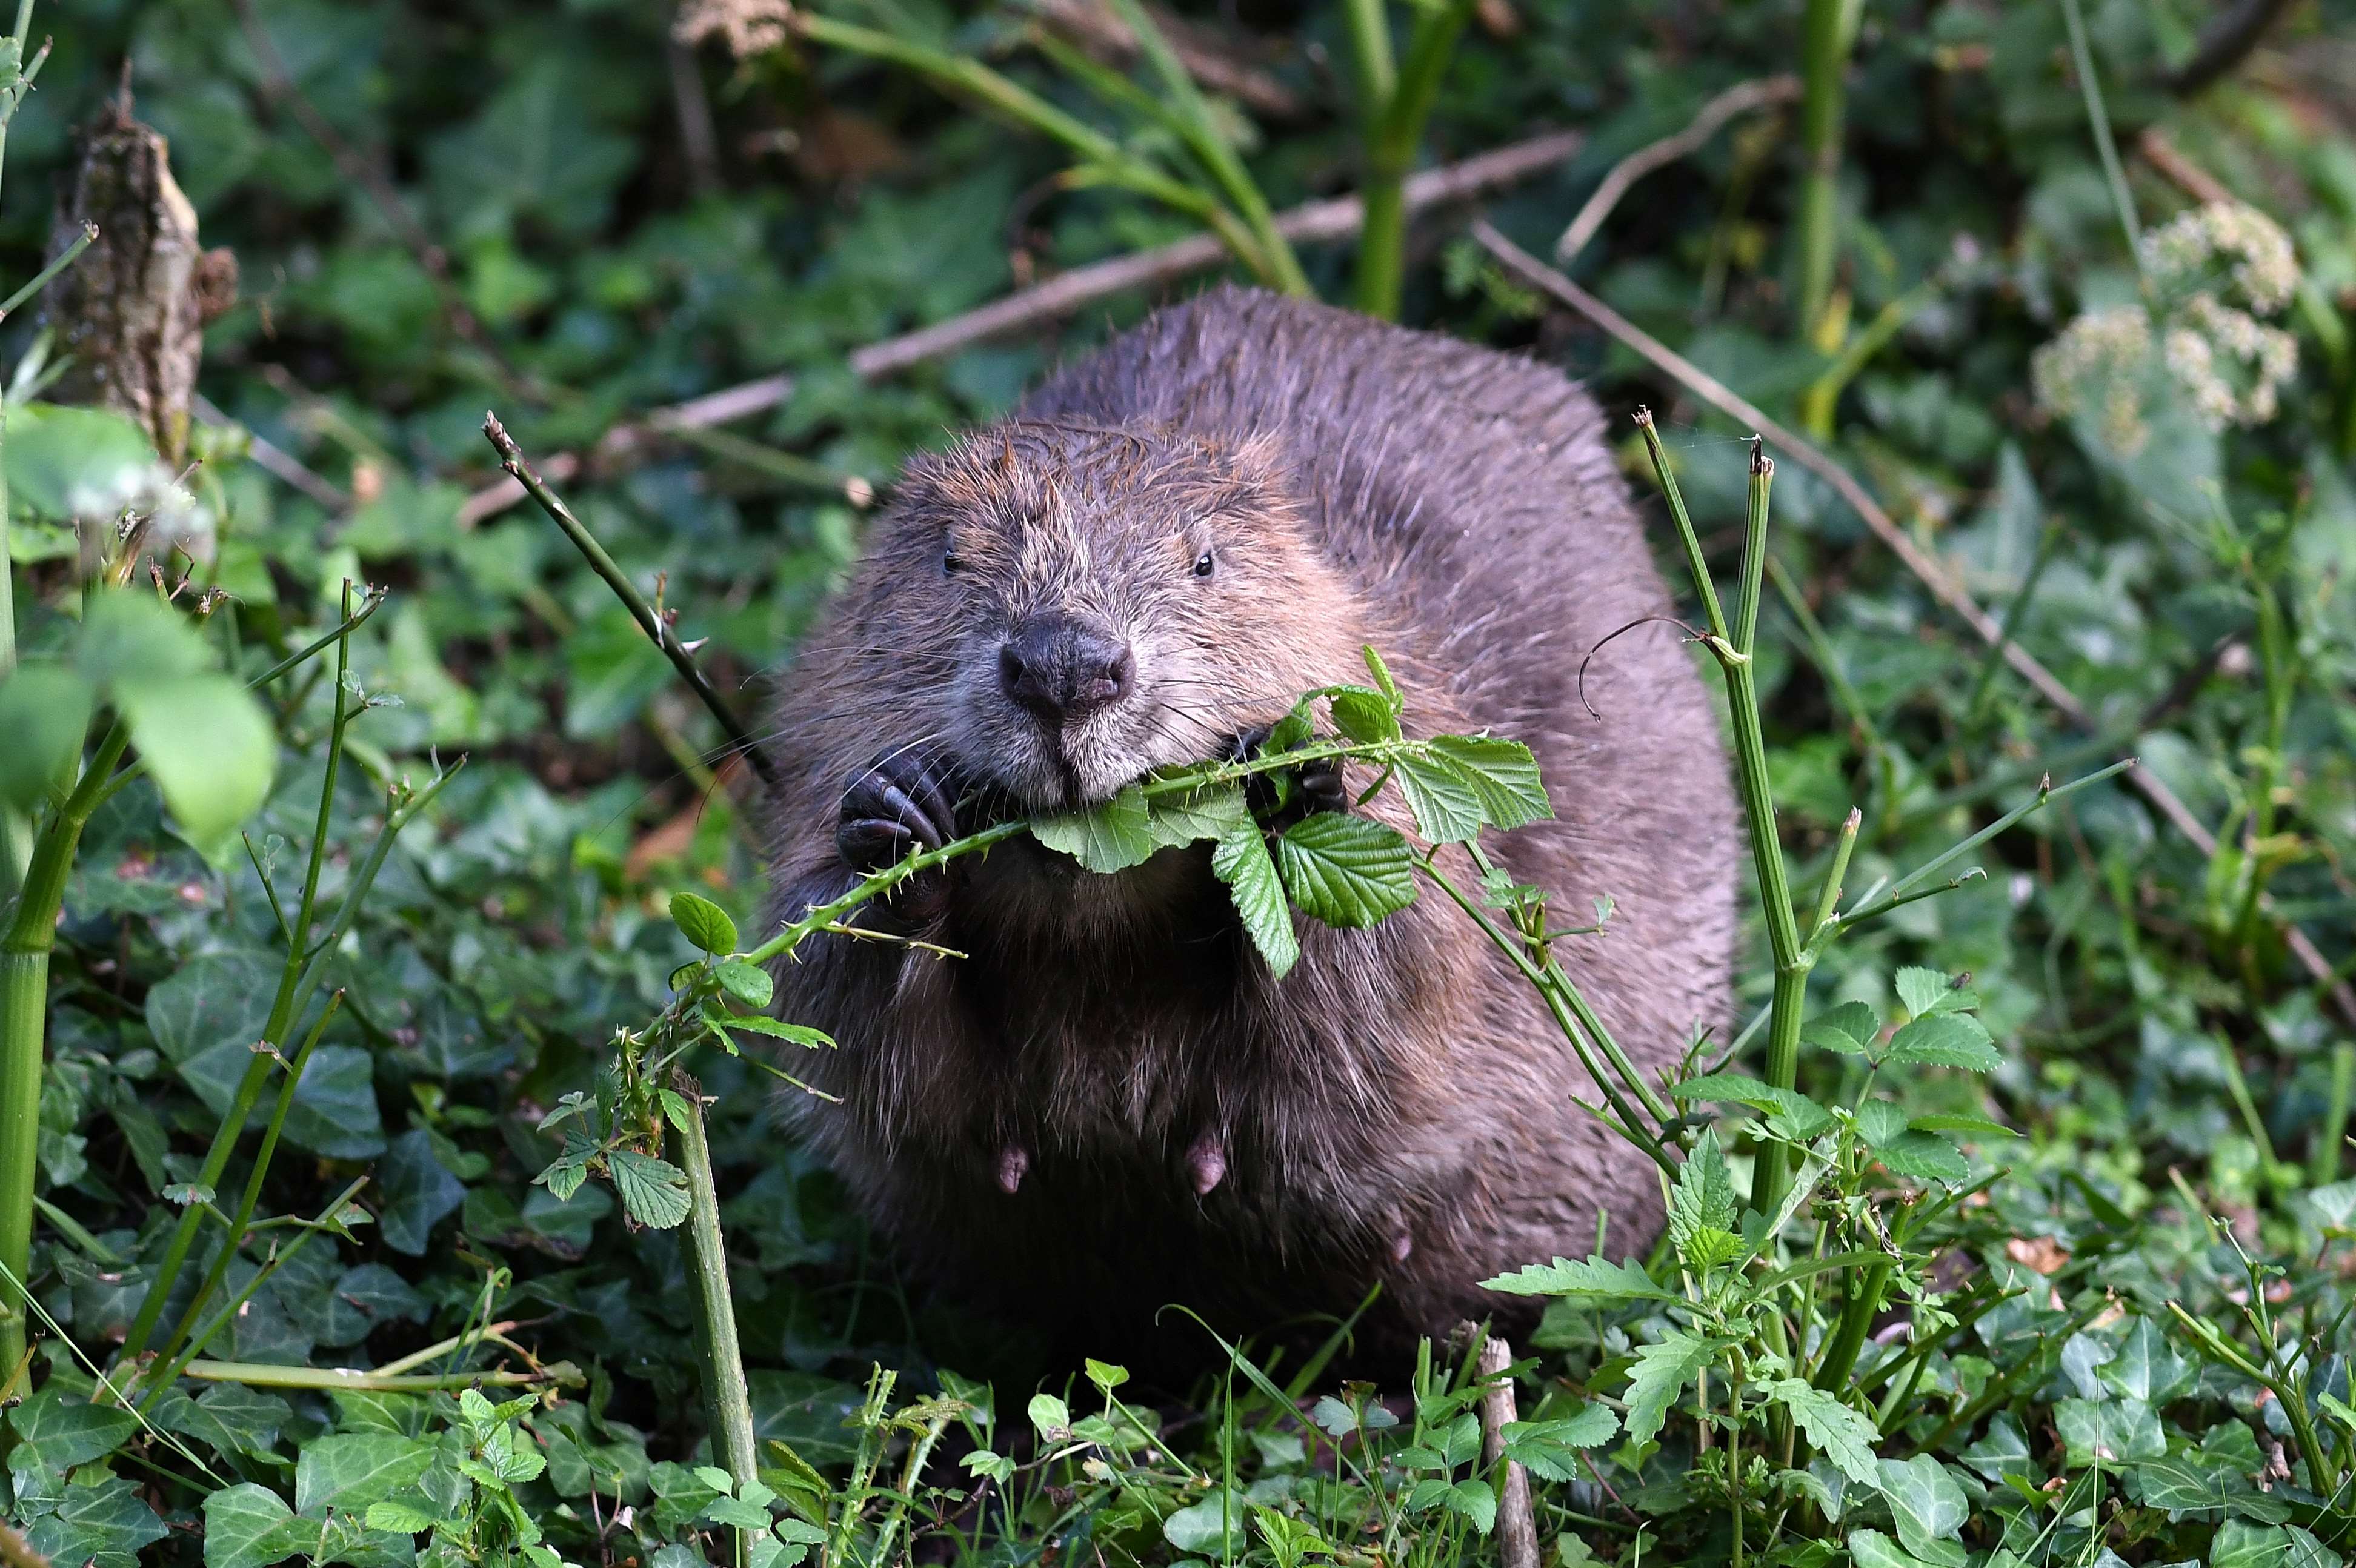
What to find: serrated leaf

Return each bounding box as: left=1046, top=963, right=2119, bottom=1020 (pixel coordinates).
left=1480, top=1254, right=1672, bottom=1300
left=610, top=1149, right=693, bottom=1229
left=1213, top=824, right=1299, bottom=978
left=719, top=1014, right=836, bottom=1048
left=717, top=959, right=773, bottom=1009
left=1273, top=812, right=1414, bottom=928
left=1803, top=1000, right=1881, bottom=1056
left=1855, top=1100, right=1910, bottom=1148
left=1143, top=781, right=1251, bottom=847
left=1622, top=1330, right=1720, bottom=1447
left=1909, top=1113, right=2017, bottom=1139
left=1894, top=967, right=1971, bottom=1018
left=1394, top=751, right=1485, bottom=843
left=1031, top=783, right=1157, bottom=872
left=1669, top=1126, right=1737, bottom=1266
left=1427, top=734, right=1551, bottom=831
left=670, top=891, right=738, bottom=954
left=1767, top=1380, right=1880, bottom=1485
left=1328, top=686, right=1399, bottom=743
left=1883, top=1013, right=2001, bottom=1072
left=1362, top=645, right=1401, bottom=702
left=1872, top=1131, right=1971, bottom=1184
left=1445, top=1478, right=1497, bottom=1535
left=1500, top=1407, right=1620, bottom=1479
left=364, top=1499, right=439, bottom=1533
left=1674, top=1073, right=1836, bottom=1134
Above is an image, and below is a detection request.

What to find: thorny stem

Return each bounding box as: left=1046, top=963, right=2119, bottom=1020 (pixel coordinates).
left=484, top=414, right=779, bottom=788
left=674, top=1074, right=759, bottom=1567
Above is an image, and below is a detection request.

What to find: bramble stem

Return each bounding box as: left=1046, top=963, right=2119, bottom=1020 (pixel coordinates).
left=484, top=414, right=779, bottom=788
left=676, top=1074, right=758, bottom=1566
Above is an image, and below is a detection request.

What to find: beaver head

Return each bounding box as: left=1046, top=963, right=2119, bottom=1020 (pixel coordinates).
left=842, top=420, right=1371, bottom=812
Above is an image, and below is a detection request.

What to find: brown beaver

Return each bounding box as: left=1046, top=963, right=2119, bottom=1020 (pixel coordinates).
left=762, top=286, right=1733, bottom=1363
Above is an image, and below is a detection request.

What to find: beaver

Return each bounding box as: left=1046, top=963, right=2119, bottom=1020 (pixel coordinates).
left=762, top=285, right=1734, bottom=1362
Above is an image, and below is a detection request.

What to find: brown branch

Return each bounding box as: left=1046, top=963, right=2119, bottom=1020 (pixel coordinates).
left=457, top=128, right=1587, bottom=525
left=1472, top=221, right=2356, bottom=1034
left=1471, top=1330, right=1538, bottom=1568
left=1555, top=75, right=1801, bottom=265
left=193, top=393, right=350, bottom=511
left=2135, top=127, right=2233, bottom=205
left=2162, top=0, right=2305, bottom=96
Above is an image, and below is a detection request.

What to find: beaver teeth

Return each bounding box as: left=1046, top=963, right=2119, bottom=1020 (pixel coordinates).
left=996, top=1144, right=1030, bottom=1195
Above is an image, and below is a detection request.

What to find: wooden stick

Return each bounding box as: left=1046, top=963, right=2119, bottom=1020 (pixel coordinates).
left=1471, top=221, right=2356, bottom=1032
left=456, top=128, right=1586, bottom=525
left=1554, top=76, right=1800, bottom=264
left=1476, top=1331, right=1539, bottom=1568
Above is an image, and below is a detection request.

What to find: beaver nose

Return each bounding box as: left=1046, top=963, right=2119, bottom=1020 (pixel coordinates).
left=1000, top=614, right=1135, bottom=727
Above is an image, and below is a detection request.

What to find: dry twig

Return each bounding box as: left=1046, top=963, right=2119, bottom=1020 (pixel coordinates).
left=1555, top=76, right=1800, bottom=264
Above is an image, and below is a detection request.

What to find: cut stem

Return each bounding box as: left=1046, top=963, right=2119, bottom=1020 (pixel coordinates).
left=674, top=1074, right=758, bottom=1566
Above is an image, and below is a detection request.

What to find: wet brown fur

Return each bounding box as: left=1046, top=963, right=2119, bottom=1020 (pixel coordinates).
left=763, top=287, right=1734, bottom=1361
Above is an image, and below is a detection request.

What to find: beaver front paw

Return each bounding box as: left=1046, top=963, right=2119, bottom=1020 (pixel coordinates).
left=1231, top=723, right=1347, bottom=828
left=836, top=747, right=965, bottom=926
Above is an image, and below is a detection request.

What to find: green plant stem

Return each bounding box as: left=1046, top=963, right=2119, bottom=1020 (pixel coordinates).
left=1354, top=0, right=1477, bottom=318
left=1800, top=281, right=1934, bottom=436
left=484, top=414, right=779, bottom=788
left=144, top=1177, right=365, bottom=1406
left=182, top=1360, right=568, bottom=1393
left=0, top=222, right=92, bottom=322
left=674, top=1073, right=758, bottom=1566
left=2058, top=0, right=2141, bottom=259
left=2165, top=1301, right=2332, bottom=1493
left=0, top=723, right=130, bottom=1375
left=1793, top=0, right=1852, bottom=341
left=2317, top=1042, right=2354, bottom=1184
left=1811, top=1257, right=1891, bottom=1393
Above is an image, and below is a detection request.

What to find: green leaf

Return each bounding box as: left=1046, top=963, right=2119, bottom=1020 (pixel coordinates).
left=2055, top=1397, right=2166, bottom=1467
left=1803, top=1000, right=1881, bottom=1056
left=1030, top=783, right=1157, bottom=872
left=1895, top=967, right=1974, bottom=1018
left=2098, top=1317, right=2193, bottom=1405
left=1328, top=685, right=1400, bottom=743
left=1874, top=1455, right=1969, bottom=1564
left=23, top=1475, right=169, bottom=1568
left=1273, top=812, right=1415, bottom=928
left=363, top=1499, right=441, bottom=1534
left=1393, top=751, right=1484, bottom=843
left=1084, top=1358, right=1128, bottom=1393
left=1027, top=1392, right=1069, bottom=1437
left=1309, top=1395, right=1357, bottom=1436
left=1427, top=734, right=1551, bottom=831
left=1622, top=1330, right=1720, bottom=1447
left=1908, top=1113, right=2017, bottom=1139
left=1872, top=1131, right=1971, bottom=1184
left=1143, top=780, right=1252, bottom=846
left=1500, top=1407, right=1620, bottom=1479
left=2209, top=1520, right=2295, bottom=1568
left=669, top=891, right=739, bottom=954
left=294, top=1433, right=437, bottom=1515
left=1445, top=1478, right=1497, bottom=1535
left=1883, top=1013, right=2001, bottom=1072
left=0, top=665, right=93, bottom=811
left=1212, top=823, right=1299, bottom=978
left=1163, top=1490, right=1247, bottom=1553
left=1766, top=1380, right=1880, bottom=1485
left=116, top=673, right=277, bottom=859
left=203, top=1483, right=302, bottom=1568
left=1480, top=1254, right=1672, bottom=1300
left=719, top=1014, right=835, bottom=1048
left=1855, top=1100, right=1910, bottom=1148
left=717, top=959, right=774, bottom=1009
left=610, top=1149, right=693, bottom=1229
left=1675, top=1073, right=1835, bottom=1134
left=153, top=1385, right=291, bottom=1463
left=1669, top=1126, right=1738, bottom=1269
left=1848, top=1528, right=1944, bottom=1568
left=4, top=1387, right=140, bottom=1475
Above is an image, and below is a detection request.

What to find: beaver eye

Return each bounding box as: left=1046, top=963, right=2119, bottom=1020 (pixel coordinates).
left=1192, top=549, right=1216, bottom=578
left=942, top=547, right=964, bottom=576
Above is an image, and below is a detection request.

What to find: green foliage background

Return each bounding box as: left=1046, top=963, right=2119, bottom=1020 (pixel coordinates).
left=2, top=0, right=2356, bottom=1563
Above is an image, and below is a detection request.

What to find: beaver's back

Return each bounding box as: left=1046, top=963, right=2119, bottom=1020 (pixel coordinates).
left=1020, top=287, right=1732, bottom=1065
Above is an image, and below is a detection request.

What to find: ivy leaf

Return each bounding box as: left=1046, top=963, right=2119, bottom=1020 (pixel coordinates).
left=1883, top=1013, right=2001, bottom=1072
left=2098, top=1317, right=2193, bottom=1405
left=1874, top=1455, right=1970, bottom=1564
left=2054, top=1397, right=2167, bottom=1467
left=610, top=1149, right=694, bottom=1229
left=21, top=1475, right=168, bottom=1568
left=670, top=891, right=739, bottom=955
left=1273, top=813, right=1415, bottom=928
left=1622, top=1330, right=1720, bottom=1447
left=1030, top=783, right=1157, bottom=872
left=1766, top=1380, right=1880, bottom=1485
left=1213, top=824, right=1299, bottom=978
left=4, top=1387, right=139, bottom=1473
left=1481, top=1254, right=1672, bottom=1300
left=202, top=1483, right=302, bottom=1568
left=294, top=1433, right=437, bottom=1515
left=1427, top=735, right=1551, bottom=831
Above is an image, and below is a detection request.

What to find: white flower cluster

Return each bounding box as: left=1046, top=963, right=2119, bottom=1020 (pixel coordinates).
left=674, top=0, right=793, bottom=58
left=2031, top=202, right=2301, bottom=456
left=68, top=456, right=215, bottom=566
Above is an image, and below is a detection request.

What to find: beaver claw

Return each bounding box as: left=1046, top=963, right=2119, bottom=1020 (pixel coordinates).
left=837, top=748, right=963, bottom=924
left=1231, top=724, right=1346, bottom=826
